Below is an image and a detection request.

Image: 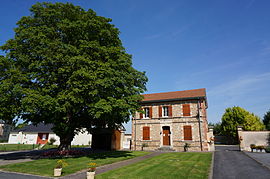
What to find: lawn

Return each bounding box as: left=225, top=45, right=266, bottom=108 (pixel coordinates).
left=0, top=144, right=92, bottom=151
left=96, top=152, right=212, bottom=179
left=0, top=144, right=39, bottom=152
left=0, top=151, right=149, bottom=177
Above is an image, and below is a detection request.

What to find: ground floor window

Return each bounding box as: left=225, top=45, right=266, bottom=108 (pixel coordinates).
left=143, top=126, right=150, bottom=140
left=184, top=125, right=192, bottom=140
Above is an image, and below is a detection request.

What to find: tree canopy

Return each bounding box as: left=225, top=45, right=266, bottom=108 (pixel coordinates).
left=220, top=106, right=264, bottom=144
left=0, top=2, right=147, bottom=150
left=263, top=109, right=270, bottom=130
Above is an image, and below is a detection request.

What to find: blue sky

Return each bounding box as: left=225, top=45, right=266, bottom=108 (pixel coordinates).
left=1, top=0, right=270, bottom=133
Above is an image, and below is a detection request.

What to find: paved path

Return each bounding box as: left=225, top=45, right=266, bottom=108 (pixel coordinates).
left=0, top=171, right=49, bottom=179
left=214, top=145, right=270, bottom=179
left=0, top=150, right=41, bottom=166
left=60, top=152, right=162, bottom=179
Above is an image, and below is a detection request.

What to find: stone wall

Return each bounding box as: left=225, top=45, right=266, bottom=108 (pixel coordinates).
left=238, top=126, right=270, bottom=151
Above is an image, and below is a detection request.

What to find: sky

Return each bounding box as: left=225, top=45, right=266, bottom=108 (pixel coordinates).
left=1, top=0, right=270, bottom=133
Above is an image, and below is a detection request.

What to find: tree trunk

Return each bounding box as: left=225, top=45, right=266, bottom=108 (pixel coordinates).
left=58, top=133, right=74, bottom=151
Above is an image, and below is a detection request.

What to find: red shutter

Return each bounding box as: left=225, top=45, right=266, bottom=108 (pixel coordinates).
left=149, top=107, right=152, bottom=118
left=159, top=106, right=162, bottom=117
left=140, top=109, right=143, bottom=119
left=169, top=105, right=172, bottom=117
left=183, top=104, right=190, bottom=116
left=184, top=126, right=192, bottom=140
left=143, top=126, right=150, bottom=140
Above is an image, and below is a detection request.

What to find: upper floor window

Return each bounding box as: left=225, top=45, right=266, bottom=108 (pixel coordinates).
left=183, top=104, right=191, bottom=116
left=163, top=106, right=169, bottom=117
left=144, top=107, right=150, bottom=118
left=159, top=106, right=172, bottom=117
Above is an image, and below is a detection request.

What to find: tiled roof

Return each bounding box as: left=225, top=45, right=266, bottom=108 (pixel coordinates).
left=12, top=123, right=54, bottom=133
left=142, top=88, right=206, bottom=102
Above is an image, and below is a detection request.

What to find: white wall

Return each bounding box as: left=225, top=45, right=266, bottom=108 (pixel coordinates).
left=123, top=134, right=132, bottom=149
left=22, top=133, right=38, bottom=144
left=71, top=129, right=92, bottom=145
left=8, top=129, right=92, bottom=146
left=8, top=132, right=23, bottom=144
left=48, top=133, right=60, bottom=145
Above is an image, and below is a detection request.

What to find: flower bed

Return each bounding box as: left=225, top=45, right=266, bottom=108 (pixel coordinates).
left=42, top=150, right=86, bottom=158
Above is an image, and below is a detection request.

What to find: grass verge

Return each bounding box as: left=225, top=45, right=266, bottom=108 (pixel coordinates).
left=96, top=152, right=212, bottom=179
left=0, top=144, right=39, bottom=152
left=0, top=151, right=149, bottom=177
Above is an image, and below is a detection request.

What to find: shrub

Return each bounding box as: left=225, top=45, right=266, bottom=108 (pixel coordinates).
left=141, top=143, right=148, bottom=151
left=265, top=146, right=270, bottom=153
left=184, top=143, right=191, bottom=152
left=48, top=137, right=56, bottom=145
left=250, top=144, right=256, bottom=152
left=256, top=145, right=265, bottom=152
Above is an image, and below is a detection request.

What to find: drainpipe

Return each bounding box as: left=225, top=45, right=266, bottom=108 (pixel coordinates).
left=197, top=100, right=203, bottom=151
left=134, top=117, right=137, bottom=151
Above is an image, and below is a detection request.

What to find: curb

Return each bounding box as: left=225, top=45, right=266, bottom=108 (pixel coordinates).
left=208, top=152, right=214, bottom=179
left=243, top=152, right=270, bottom=171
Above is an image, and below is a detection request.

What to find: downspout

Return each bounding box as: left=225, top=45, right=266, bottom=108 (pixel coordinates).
left=134, top=117, right=137, bottom=151
left=197, top=100, right=203, bottom=151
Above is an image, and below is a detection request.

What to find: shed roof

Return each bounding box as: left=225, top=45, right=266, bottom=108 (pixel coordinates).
left=142, top=88, right=206, bottom=103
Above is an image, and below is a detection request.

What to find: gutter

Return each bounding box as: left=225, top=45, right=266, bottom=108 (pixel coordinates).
left=140, top=96, right=206, bottom=104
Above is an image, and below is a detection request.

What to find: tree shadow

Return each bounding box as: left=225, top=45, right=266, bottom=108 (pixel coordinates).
left=86, top=151, right=133, bottom=160
left=0, top=148, right=134, bottom=161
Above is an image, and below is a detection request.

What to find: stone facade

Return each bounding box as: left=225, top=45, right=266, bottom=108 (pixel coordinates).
left=131, top=89, right=212, bottom=151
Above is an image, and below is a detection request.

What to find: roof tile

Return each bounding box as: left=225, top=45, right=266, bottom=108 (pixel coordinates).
left=142, top=88, right=206, bottom=102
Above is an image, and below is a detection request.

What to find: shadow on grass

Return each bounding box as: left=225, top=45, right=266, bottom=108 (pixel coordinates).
left=0, top=148, right=134, bottom=162
left=87, top=151, right=134, bottom=160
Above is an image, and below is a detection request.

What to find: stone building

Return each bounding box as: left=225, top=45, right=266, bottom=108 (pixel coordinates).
left=132, top=88, right=213, bottom=151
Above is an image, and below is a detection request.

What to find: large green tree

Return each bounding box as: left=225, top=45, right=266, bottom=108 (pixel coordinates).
left=263, top=109, right=270, bottom=130
left=220, top=106, right=265, bottom=144
left=0, top=2, right=147, bottom=150
left=0, top=56, right=22, bottom=126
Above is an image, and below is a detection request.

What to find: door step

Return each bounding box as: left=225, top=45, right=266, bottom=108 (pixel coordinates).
left=156, top=146, right=175, bottom=152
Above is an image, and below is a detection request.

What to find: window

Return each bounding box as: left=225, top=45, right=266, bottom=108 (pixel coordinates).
left=184, top=126, right=192, bottom=140
left=144, top=107, right=150, bottom=118
left=42, top=134, right=47, bottom=140
left=143, top=126, right=150, bottom=140
left=163, top=106, right=169, bottom=117
left=183, top=104, right=191, bottom=116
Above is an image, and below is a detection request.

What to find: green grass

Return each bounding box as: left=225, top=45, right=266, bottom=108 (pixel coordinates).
left=0, top=144, right=39, bottom=152
left=0, top=151, right=149, bottom=177
left=96, top=152, right=212, bottom=179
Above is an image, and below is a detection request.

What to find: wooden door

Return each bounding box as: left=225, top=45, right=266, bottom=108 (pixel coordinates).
left=163, top=127, right=170, bottom=146
left=37, top=133, right=49, bottom=144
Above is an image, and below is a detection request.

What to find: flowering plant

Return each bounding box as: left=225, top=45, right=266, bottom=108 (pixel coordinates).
left=42, top=150, right=86, bottom=158
left=55, top=160, right=68, bottom=169
left=88, top=162, right=97, bottom=172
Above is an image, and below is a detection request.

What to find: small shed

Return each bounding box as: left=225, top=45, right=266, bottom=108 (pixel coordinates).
left=91, top=127, right=125, bottom=150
